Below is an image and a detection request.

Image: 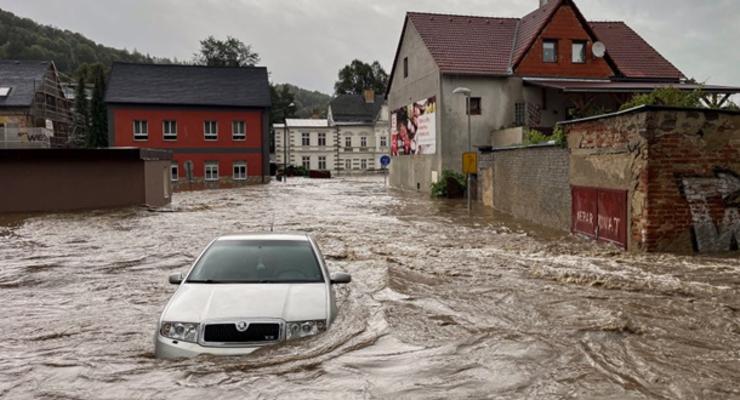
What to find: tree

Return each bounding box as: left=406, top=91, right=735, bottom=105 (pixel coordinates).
left=71, top=75, right=89, bottom=147
left=87, top=66, right=108, bottom=148
left=270, top=84, right=297, bottom=125
left=334, top=60, right=388, bottom=96
left=620, top=87, right=703, bottom=110
left=193, top=36, right=260, bottom=67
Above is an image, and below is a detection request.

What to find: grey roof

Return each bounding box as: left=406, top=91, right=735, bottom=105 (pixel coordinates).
left=105, top=63, right=271, bottom=108
left=0, top=60, right=51, bottom=107
left=330, top=94, right=386, bottom=123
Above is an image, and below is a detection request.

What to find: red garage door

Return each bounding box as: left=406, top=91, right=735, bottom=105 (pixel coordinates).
left=572, top=186, right=628, bottom=249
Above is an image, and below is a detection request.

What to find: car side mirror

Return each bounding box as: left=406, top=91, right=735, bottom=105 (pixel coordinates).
left=168, top=272, right=184, bottom=285
left=330, top=272, right=352, bottom=285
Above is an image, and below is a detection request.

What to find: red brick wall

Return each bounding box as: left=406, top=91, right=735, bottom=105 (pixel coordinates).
left=516, top=5, right=613, bottom=78
left=566, top=109, right=740, bottom=253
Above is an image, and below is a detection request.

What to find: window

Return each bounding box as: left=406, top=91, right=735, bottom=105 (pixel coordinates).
left=170, top=163, right=179, bottom=182
left=543, top=40, right=558, bottom=63
left=232, top=121, right=246, bottom=140
left=204, top=162, right=219, bottom=181
left=360, top=136, right=367, bottom=147
left=302, top=132, right=310, bottom=146
left=380, top=136, right=387, bottom=147
left=361, top=159, right=367, bottom=169
left=302, top=156, right=311, bottom=169
left=345, top=159, right=351, bottom=170
left=163, top=120, right=177, bottom=140
left=403, top=57, right=408, bottom=78
left=318, top=133, right=326, bottom=146
left=233, top=162, right=247, bottom=180
left=345, top=136, right=352, bottom=148
left=514, top=103, right=526, bottom=126
left=467, top=97, right=482, bottom=115
left=572, top=41, right=586, bottom=63
left=0, top=87, right=11, bottom=97
left=133, top=120, right=148, bottom=140
left=318, top=156, right=326, bottom=170
left=204, top=121, right=218, bottom=141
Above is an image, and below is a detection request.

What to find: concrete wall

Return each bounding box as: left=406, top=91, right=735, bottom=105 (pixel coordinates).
left=0, top=148, right=172, bottom=213
left=491, top=127, right=526, bottom=147
left=563, top=106, right=740, bottom=253
left=479, top=144, right=571, bottom=231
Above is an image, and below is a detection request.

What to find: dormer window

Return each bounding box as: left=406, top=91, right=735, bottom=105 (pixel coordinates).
left=572, top=41, right=586, bottom=63
left=543, top=40, right=558, bottom=63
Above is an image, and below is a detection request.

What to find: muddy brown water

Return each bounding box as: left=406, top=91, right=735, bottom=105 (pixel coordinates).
left=1, top=176, right=738, bottom=399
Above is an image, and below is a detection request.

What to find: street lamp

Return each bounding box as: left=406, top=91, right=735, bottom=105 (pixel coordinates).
left=452, top=87, right=472, bottom=214
left=283, top=102, right=295, bottom=183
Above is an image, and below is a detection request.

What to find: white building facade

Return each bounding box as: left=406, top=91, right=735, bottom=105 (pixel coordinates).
left=273, top=90, right=391, bottom=174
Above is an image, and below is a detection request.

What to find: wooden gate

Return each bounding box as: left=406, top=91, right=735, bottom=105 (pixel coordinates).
left=571, top=186, right=628, bottom=249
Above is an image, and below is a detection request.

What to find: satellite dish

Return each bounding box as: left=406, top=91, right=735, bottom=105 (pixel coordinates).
left=592, top=41, right=607, bottom=58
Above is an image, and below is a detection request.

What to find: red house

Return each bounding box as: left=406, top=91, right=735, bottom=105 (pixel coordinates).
left=105, top=63, right=271, bottom=189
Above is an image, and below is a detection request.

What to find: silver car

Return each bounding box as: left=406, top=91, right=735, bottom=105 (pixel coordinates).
left=155, top=233, right=351, bottom=359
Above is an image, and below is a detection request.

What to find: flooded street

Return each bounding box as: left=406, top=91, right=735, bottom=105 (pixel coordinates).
left=1, top=176, right=739, bottom=399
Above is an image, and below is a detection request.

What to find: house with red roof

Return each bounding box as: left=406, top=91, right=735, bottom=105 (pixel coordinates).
left=386, top=0, right=740, bottom=192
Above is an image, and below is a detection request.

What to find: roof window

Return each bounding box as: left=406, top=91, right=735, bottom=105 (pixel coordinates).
left=0, top=87, right=11, bottom=97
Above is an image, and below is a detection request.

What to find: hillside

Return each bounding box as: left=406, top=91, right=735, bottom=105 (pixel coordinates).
left=0, top=8, right=333, bottom=116
left=0, top=8, right=172, bottom=79
left=276, top=83, right=331, bottom=118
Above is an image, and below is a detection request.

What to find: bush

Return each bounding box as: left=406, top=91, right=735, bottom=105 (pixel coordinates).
left=525, top=126, right=566, bottom=147
left=620, top=87, right=703, bottom=110
left=431, top=169, right=466, bottom=198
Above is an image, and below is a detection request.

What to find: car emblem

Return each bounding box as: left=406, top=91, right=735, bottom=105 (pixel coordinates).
left=235, top=321, right=249, bottom=332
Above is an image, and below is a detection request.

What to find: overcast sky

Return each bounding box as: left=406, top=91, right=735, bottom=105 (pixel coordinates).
left=1, top=0, right=738, bottom=94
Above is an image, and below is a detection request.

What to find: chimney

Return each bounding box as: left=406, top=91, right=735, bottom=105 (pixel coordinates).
left=363, top=89, right=375, bottom=104
left=539, top=0, right=549, bottom=7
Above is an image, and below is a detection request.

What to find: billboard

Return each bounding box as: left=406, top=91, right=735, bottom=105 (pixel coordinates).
left=391, top=96, right=436, bottom=155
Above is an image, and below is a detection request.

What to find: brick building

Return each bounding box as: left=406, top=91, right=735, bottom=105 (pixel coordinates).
left=105, top=63, right=271, bottom=189
left=386, top=0, right=739, bottom=192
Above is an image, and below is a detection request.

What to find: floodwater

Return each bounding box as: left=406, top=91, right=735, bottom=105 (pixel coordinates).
left=1, top=176, right=738, bottom=399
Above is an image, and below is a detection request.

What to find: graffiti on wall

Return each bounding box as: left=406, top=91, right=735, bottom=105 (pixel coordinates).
left=681, top=169, right=740, bottom=252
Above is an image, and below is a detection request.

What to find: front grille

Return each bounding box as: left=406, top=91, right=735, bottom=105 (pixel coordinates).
left=203, top=322, right=281, bottom=343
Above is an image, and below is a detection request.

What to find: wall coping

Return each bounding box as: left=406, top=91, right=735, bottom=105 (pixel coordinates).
left=477, top=142, right=564, bottom=153
left=0, top=147, right=173, bottom=162
left=557, top=104, right=740, bottom=126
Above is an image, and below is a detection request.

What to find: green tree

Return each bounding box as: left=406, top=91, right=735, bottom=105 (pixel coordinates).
left=71, top=75, right=89, bottom=147
left=334, top=60, right=388, bottom=96
left=620, top=87, right=703, bottom=110
left=193, top=36, right=260, bottom=67
left=87, top=66, right=108, bottom=148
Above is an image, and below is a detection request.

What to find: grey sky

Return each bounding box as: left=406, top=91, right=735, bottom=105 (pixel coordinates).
left=1, top=0, right=738, bottom=94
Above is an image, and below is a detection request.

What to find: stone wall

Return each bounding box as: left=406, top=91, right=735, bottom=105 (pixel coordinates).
left=478, top=144, right=571, bottom=231
left=563, top=106, right=740, bottom=253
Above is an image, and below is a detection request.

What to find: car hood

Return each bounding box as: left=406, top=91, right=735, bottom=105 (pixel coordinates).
left=162, top=283, right=328, bottom=323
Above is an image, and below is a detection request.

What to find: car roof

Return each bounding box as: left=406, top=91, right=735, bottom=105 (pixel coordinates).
left=216, top=232, right=311, bottom=242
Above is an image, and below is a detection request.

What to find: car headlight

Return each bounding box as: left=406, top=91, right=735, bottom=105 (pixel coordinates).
left=286, top=320, right=327, bottom=340
left=160, top=321, right=199, bottom=343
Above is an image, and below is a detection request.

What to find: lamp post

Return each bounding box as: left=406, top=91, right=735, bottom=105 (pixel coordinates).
left=283, top=102, right=295, bottom=183
left=453, top=87, right=472, bottom=214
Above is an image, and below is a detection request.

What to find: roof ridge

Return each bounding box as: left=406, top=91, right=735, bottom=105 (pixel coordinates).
left=589, top=20, right=627, bottom=24
left=407, top=11, right=519, bottom=21
left=111, top=61, right=267, bottom=70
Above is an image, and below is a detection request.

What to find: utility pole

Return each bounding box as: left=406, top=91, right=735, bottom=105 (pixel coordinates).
left=453, top=87, right=473, bottom=215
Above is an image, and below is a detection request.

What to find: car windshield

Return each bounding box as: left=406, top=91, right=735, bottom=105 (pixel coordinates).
left=187, top=240, right=324, bottom=283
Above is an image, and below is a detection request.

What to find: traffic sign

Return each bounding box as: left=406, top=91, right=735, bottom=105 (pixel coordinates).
left=380, top=155, right=391, bottom=167
left=462, top=152, right=478, bottom=174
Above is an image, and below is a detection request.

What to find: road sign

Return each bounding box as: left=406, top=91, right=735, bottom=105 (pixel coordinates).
left=380, top=155, right=391, bottom=167
left=462, top=152, right=478, bottom=174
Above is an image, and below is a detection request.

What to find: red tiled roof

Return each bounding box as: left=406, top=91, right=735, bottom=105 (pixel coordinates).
left=590, top=22, right=685, bottom=80
left=402, top=3, right=685, bottom=81
left=407, top=12, right=518, bottom=76
left=511, top=0, right=563, bottom=67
